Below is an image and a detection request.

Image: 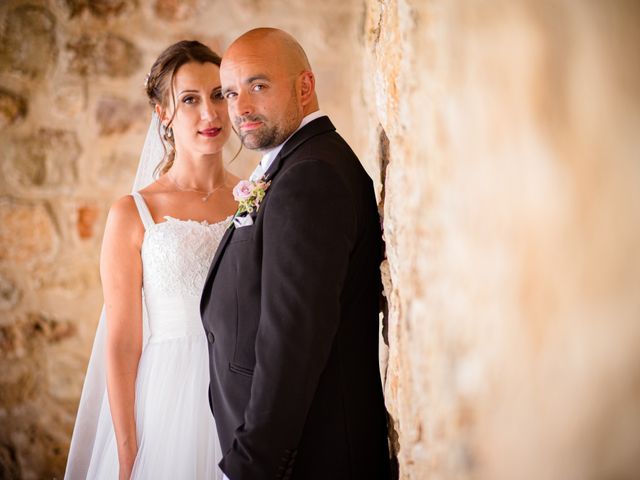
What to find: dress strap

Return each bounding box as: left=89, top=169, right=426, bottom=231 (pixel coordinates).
left=131, top=192, right=155, bottom=230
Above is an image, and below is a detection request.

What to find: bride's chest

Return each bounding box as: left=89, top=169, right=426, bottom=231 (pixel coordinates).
left=141, top=217, right=228, bottom=296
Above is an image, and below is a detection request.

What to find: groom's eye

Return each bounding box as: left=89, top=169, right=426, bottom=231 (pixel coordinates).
left=224, top=91, right=237, bottom=100
left=251, top=84, right=266, bottom=92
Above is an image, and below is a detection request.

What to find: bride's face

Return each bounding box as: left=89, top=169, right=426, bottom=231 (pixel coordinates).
left=161, top=61, right=231, bottom=158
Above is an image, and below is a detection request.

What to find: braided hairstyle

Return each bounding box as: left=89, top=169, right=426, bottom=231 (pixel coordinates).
left=145, top=40, right=222, bottom=176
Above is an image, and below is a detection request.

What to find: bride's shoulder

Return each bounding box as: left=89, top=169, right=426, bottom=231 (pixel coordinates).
left=109, top=194, right=138, bottom=218
left=104, top=195, right=144, bottom=237
left=101, top=195, right=145, bottom=254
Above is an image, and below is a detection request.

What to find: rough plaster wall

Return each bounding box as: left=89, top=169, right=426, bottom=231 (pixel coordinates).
left=363, top=1, right=640, bottom=479
left=0, top=1, right=365, bottom=477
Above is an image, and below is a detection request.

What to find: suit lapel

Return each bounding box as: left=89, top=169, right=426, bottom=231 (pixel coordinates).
left=201, top=116, right=337, bottom=304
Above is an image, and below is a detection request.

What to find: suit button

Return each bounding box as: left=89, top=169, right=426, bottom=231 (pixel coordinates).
left=206, top=332, right=215, bottom=343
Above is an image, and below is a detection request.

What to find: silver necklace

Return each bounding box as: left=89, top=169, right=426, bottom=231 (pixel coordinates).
left=167, top=172, right=227, bottom=202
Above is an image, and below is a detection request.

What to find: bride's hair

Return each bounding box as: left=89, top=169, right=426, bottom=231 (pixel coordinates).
left=145, top=40, right=222, bottom=177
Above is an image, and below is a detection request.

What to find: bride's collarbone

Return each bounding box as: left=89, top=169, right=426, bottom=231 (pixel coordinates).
left=141, top=191, right=235, bottom=225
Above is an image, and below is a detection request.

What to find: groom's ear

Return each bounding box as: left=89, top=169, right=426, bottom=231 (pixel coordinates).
left=298, top=71, right=315, bottom=106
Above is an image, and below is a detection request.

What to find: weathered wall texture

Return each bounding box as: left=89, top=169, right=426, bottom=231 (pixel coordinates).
left=3, top=0, right=640, bottom=478
left=363, top=1, right=640, bottom=479
left=0, top=1, right=365, bottom=477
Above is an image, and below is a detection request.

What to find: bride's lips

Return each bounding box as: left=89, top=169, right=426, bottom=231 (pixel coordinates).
left=199, top=127, right=222, bottom=138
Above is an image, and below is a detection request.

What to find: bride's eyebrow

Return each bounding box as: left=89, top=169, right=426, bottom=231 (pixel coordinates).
left=178, top=89, right=199, bottom=95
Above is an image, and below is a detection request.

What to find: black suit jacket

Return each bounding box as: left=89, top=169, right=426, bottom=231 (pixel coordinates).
left=200, top=116, right=390, bottom=480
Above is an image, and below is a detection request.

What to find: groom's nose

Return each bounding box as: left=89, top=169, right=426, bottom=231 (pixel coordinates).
left=231, top=89, right=253, bottom=118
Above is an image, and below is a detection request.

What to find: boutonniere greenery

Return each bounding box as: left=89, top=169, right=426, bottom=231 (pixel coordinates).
left=232, top=179, right=271, bottom=216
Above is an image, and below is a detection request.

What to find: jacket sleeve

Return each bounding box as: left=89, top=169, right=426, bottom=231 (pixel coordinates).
left=220, top=158, right=357, bottom=479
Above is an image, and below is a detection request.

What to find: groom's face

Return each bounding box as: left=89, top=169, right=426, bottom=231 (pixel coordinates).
left=220, top=47, right=303, bottom=151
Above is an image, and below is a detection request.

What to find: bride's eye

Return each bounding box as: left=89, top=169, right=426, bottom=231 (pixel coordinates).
left=212, top=90, right=224, bottom=101
left=182, top=96, right=197, bottom=104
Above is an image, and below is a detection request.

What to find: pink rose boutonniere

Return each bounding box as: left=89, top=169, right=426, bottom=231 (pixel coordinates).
left=232, top=179, right=271, bottom=216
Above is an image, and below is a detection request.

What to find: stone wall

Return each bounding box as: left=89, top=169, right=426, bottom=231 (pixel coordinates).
left=0, top=1, right=366, bottom=477
left=363, top=1, right=640, bottom=479
left=3, top=0, right=640, bottom=479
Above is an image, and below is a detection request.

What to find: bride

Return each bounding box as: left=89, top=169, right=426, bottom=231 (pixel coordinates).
left=65, top=40, right=239, bottom=479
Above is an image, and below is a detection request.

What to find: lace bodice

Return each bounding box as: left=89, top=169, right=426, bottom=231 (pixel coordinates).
left=131, top=192, right=231, bottom=342
left=142, top=216, right=229, bottom=297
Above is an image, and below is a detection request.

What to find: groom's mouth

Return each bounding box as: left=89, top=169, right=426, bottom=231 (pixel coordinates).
left=239, top=121, right=263, bottom=131
left=199, top=127, right=222, bottom=138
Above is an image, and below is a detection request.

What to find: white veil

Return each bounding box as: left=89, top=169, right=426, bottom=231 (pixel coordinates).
left=64, top=113, right=164, bottom=479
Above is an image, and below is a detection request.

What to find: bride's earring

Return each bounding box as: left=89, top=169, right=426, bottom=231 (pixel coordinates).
left=162, top=124, right=174, bottom=141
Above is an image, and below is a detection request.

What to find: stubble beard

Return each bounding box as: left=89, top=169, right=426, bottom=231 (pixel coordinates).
left=236, top=91, right=303, bottom=151
left=238, top=120, right=285, bottom=151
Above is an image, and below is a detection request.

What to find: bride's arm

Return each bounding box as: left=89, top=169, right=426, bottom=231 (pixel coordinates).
left=100, top=195, right=145, bottom=480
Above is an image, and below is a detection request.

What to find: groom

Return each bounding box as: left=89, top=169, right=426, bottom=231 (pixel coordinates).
left=200, top=28, right=391, bottom=480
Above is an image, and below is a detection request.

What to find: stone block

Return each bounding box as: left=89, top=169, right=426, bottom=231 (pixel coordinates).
left=23, top=313, right=77, bottom=345
left=0, top=199, right=58, bottom=264
left=0, top=5, right=57, bottom=79
left=0, top=89, right=27, bottom=128
left=95, top=33, right=143, bottom=77
left=11, top=420, right=68, bottom=479
left=52, top=80, right=88, bottom=118
left=154, top=0, right=199, bottom=21
left=65, top=0, right=134, bottom=18
left=0, top=313, right=76, bottom=362
left=95, top=96, right=148, bottom=135
left=66, top=33, right=142, bottom=77
left=97, top=151, right=139, bottom=186
left=33, top=261, right=100, bottom=293
left=3, top=129, right=80, bottom=189
left=46, top=349, right=88, bottom=402
left=0, top=311, right=77, bottom=479
left=76, top=205, right=100, bottom=239
left=0, top=365, right=38, bottom=407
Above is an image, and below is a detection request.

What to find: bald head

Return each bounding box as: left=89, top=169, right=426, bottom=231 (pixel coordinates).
left=228, top=28, right=312, bottom=74
left=220, top=28, right=319, bottom=151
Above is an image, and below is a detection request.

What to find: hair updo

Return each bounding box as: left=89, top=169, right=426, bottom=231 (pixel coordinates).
left=145, top=40, right=222, bottom=176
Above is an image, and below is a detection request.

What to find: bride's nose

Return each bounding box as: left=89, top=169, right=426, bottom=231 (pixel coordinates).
left=201, top=99, right=218, bottom=121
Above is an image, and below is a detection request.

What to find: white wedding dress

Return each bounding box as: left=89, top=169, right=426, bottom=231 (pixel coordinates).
left=68, top=192, right=229, bottom=479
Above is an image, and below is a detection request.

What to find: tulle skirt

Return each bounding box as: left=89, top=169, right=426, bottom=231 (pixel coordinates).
left=84, top=333, right=222, bottom=479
